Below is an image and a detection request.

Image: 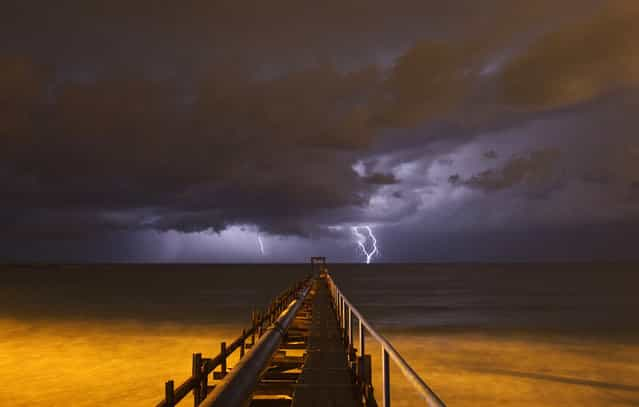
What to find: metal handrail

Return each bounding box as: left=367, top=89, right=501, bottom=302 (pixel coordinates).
left=325, top=272, right=446, bottom=407
left=200, top=282, right=312, bottom=406
left=155, top=276, right=312, bottom=407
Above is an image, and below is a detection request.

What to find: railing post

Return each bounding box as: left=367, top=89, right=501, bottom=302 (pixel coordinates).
left=240, top=329, right=246, bottom=358
left=165, top=380, right=175, bottom=407
left=348, top=307, right=354, bottom=358
left=359, top=319, right=365, bottom=356
left=343, top=300, right=347, bottom=332
left=220, top=342, right=227, bottom=375
left=251, top=310, right=256, bottom=345
left=345, top=304, right=350, bottom=346
left=201, top=356, right=208, bottom=401
left=382, top=347, right=390, bottom=407
left=192, top=353, right=202, bottom=406
left=339, top=294, right=344, bottom=332
left=328, top=280, right=336, bottom=302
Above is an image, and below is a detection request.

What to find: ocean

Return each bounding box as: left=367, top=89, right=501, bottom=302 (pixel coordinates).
left=1, top=263, right=638, bottom=406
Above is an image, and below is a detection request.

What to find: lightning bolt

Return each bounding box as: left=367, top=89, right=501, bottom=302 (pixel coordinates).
left=352, top=225, right=379, bottom=264
left=257, top=234, right=265, bottom=255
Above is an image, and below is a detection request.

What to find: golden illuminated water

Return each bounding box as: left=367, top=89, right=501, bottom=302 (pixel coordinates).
left=382, top=333, right=639, bottom=406
left=1, top=318, right=637, bottom=406
left=1, top=264, right=638, bottom=406
left=0, top=318, right=242, bottom=406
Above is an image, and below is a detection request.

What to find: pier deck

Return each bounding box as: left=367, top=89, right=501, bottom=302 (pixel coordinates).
left=291, top=278, right=359, bottom=406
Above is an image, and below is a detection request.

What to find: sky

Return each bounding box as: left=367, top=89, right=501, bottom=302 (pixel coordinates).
left=1, top=0, right=639, bottom=262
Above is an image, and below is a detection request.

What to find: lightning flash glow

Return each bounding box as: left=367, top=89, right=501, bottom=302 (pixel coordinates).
left=257, top=234, right=265, bottom=255
left=351, top=226, right=379, bottom=264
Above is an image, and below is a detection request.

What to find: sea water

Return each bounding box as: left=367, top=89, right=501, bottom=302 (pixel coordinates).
left=1, top=264, right=637, bottom=406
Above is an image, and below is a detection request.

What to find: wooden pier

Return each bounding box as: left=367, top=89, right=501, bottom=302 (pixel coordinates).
left=156, top=258, right=445, bottom=407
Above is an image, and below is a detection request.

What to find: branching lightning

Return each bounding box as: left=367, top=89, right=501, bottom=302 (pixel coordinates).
left=257, top=234, right=265, bottom=255
left=352, top=225, right=379, bottom=264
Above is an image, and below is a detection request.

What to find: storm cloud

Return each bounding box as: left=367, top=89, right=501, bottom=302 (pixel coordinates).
left=1, top=0, right=638, bottom=261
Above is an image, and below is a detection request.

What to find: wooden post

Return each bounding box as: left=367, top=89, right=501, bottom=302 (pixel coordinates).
left=165, top=380, right=175, bottom=407
left=359, top=319, right=365, bottom=356
left=357, top=355, right=373, bottom=403
left=251, top=310, right=256, bottom=345
left=220, top=342, right=227, bottom=375
left=348, top=307, right=353, bottom=358
left=382, top=347, right=390, bottom=407
left=240, top=329, right=246, bottom=358
left=344, top=304, right=351, bottom=350
left=192, top=353, right=202, bottom=406
left=341, top=297, right=346, bottom=332
left=201, top=357, right=208, bottom=401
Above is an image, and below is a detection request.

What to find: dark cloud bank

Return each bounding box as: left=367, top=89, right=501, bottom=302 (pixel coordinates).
left=1, top=0, right=639, bottom=261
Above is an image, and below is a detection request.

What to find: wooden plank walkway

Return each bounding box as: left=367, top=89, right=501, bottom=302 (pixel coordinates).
left=291, top=278, right=360, bottom=407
